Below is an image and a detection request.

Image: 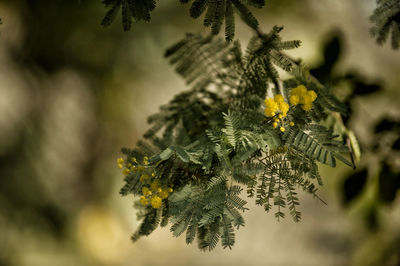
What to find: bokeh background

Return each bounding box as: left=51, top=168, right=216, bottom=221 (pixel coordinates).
left=0, top=0, right=400, bottom=265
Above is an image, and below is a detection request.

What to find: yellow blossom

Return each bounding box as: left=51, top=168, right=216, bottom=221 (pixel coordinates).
left=264, top=98, right=279, bottom=117
left=118, top=163, right=123, bottom=169
left=159, top=190, right=169, bottom=199
left=274, top=94, right=285, bottom=103
left=272, top=122, right=278, bottom=128
left=278, top=101, right=289, bottom=117
left=302, top=103, right=312, bottom=111
left=140, top=174, right=149, bottom=183
left=307, top=90, right=317, bottom=101
left=289, top=94, right=300, bottom=105
left=117, top=157, right=124, bottom=164
left=280, top=127, right=285, bottom=132
left=151, top=172, right=156, bottom=177
left=265, top=95, right=290, bottom=118
left=142, top=187, right=152, bottom=196
left=290, top=85, right=317, bottom=111
left=289, top=121, right=295, bottom=126
left=168, top=187, right=173, bottom=193
left=274, top=118, right=280, bottom=122
left=123, top=168, right=130, bottom=175
left=150, top=180, right=159, bottom=192
left=140, top=196, right=148, bottom=206
left=291, top=85, right=307, bottom=96
left=150, top=196, right=162, bottom=209
left=131, top=157, right=137, bottom=163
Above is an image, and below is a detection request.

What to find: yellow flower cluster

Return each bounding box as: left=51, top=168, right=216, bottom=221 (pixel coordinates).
left=289, top=85, right=317, bottom=111
left=264, top=94, right=295, bottom=132
left=117, top=156, right=149, bottom=176
left=140, top=180, right=173, bottom=209
left=117, top=156, right=174, bottom=209
left=264, top=94, right=289, bottom=118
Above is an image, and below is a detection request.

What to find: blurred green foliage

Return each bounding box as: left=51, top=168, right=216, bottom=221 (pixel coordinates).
left=0, top=0, right=399, bottom=265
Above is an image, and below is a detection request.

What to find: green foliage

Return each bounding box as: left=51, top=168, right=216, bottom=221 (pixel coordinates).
left=180, top=0, right=264, bottom=41
left=101, top=0, right=156, bottom=31
left=370, top=0, right=400, bottom=49
left=101, top=0, right=265, bottom=40
left=246, top=26, right=301, bottom=91
left=118, top=27, right=354, bottom=250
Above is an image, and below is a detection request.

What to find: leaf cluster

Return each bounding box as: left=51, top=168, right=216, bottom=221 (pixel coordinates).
left=101, top=0, right=265, bottom=40
left=370, top=0, right=400, bottom=49
left=101, top=0, right=156, bottom=31
left=179, top=0, right=265, bottom=41
left=119, top=28, right=353, bottom=250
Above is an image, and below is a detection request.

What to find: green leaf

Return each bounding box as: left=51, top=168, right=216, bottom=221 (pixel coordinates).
left=160, top=147, right=173, bottom=160
left=174, top=146, right=190, bottom=162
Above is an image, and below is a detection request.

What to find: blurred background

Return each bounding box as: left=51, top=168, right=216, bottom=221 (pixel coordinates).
left=0, top=0, right=399, bottom=265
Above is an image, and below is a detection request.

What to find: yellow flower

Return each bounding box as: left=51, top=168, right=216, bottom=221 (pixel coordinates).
left=159, top=189, right=169, bottom=199
left=130, top=166, right=137, bottom=171
left=289, top=95, right=300, bottom=105
left=308, top=90, right=317, bottom=101
left=131, top=157, right=137, bottom=163
left=140, top=196, right=148, bottom=206
left=143, top=156, right=149, bottom=165
left=123, top=168, right=130, bottom=176
left=274, top=94, right=285, bottom=103
left=151, top=172, right=156, bottom=177
left=265, top=95, right=291, bottom=118
left=291, top=85, right=307, bottom=96
left=118, top=163, right=123, bottom=169
left=150, top=180, right=159, bottom=192
left=301, top=103, right=312, bottom=111
left=289, top=121, right=295, bottom=126
left=278, top=101, right=289, bottom=117
left=142, top=187, right=152, bottom=196
left=280, top=127, right=285, bottom=132
left=290, top=85, right=317, bottom=111
left=272, top=122, right=278, bottom=128
left=264, top=98, right=279, bottom=117
left=117, top=157, right=124, bottom=164
left=140, top=174, right=149, bottom=183
left=168, top=188, right=173, bottom=193
left=150, top=196, right=162, bottom=209
left=274, top=118, right=280, bottom=122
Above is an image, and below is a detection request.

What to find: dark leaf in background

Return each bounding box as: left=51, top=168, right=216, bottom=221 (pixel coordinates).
left=352, top=81, right=381, bottom=96
left=38, top=205, right=67, bottom=239
left=101, top=0, right=157, bottom=31
left=374, top=117, right=400, bottom=134
left=364, top=202, right=378, bottom=231
left=310, top=32, right=342, bottom=83
left=378, top=163, right=400, bottom=204
left=341, top=99, right=352, bottom=127
left=344, top=71, right=382, bottom=96
left=323, top=35, right=341, bottom=71
left=342, top=168, right=368, bottom=206
left=392, top=137, right=400, bottom=151
left=370, top=0, right=400, bottom=50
